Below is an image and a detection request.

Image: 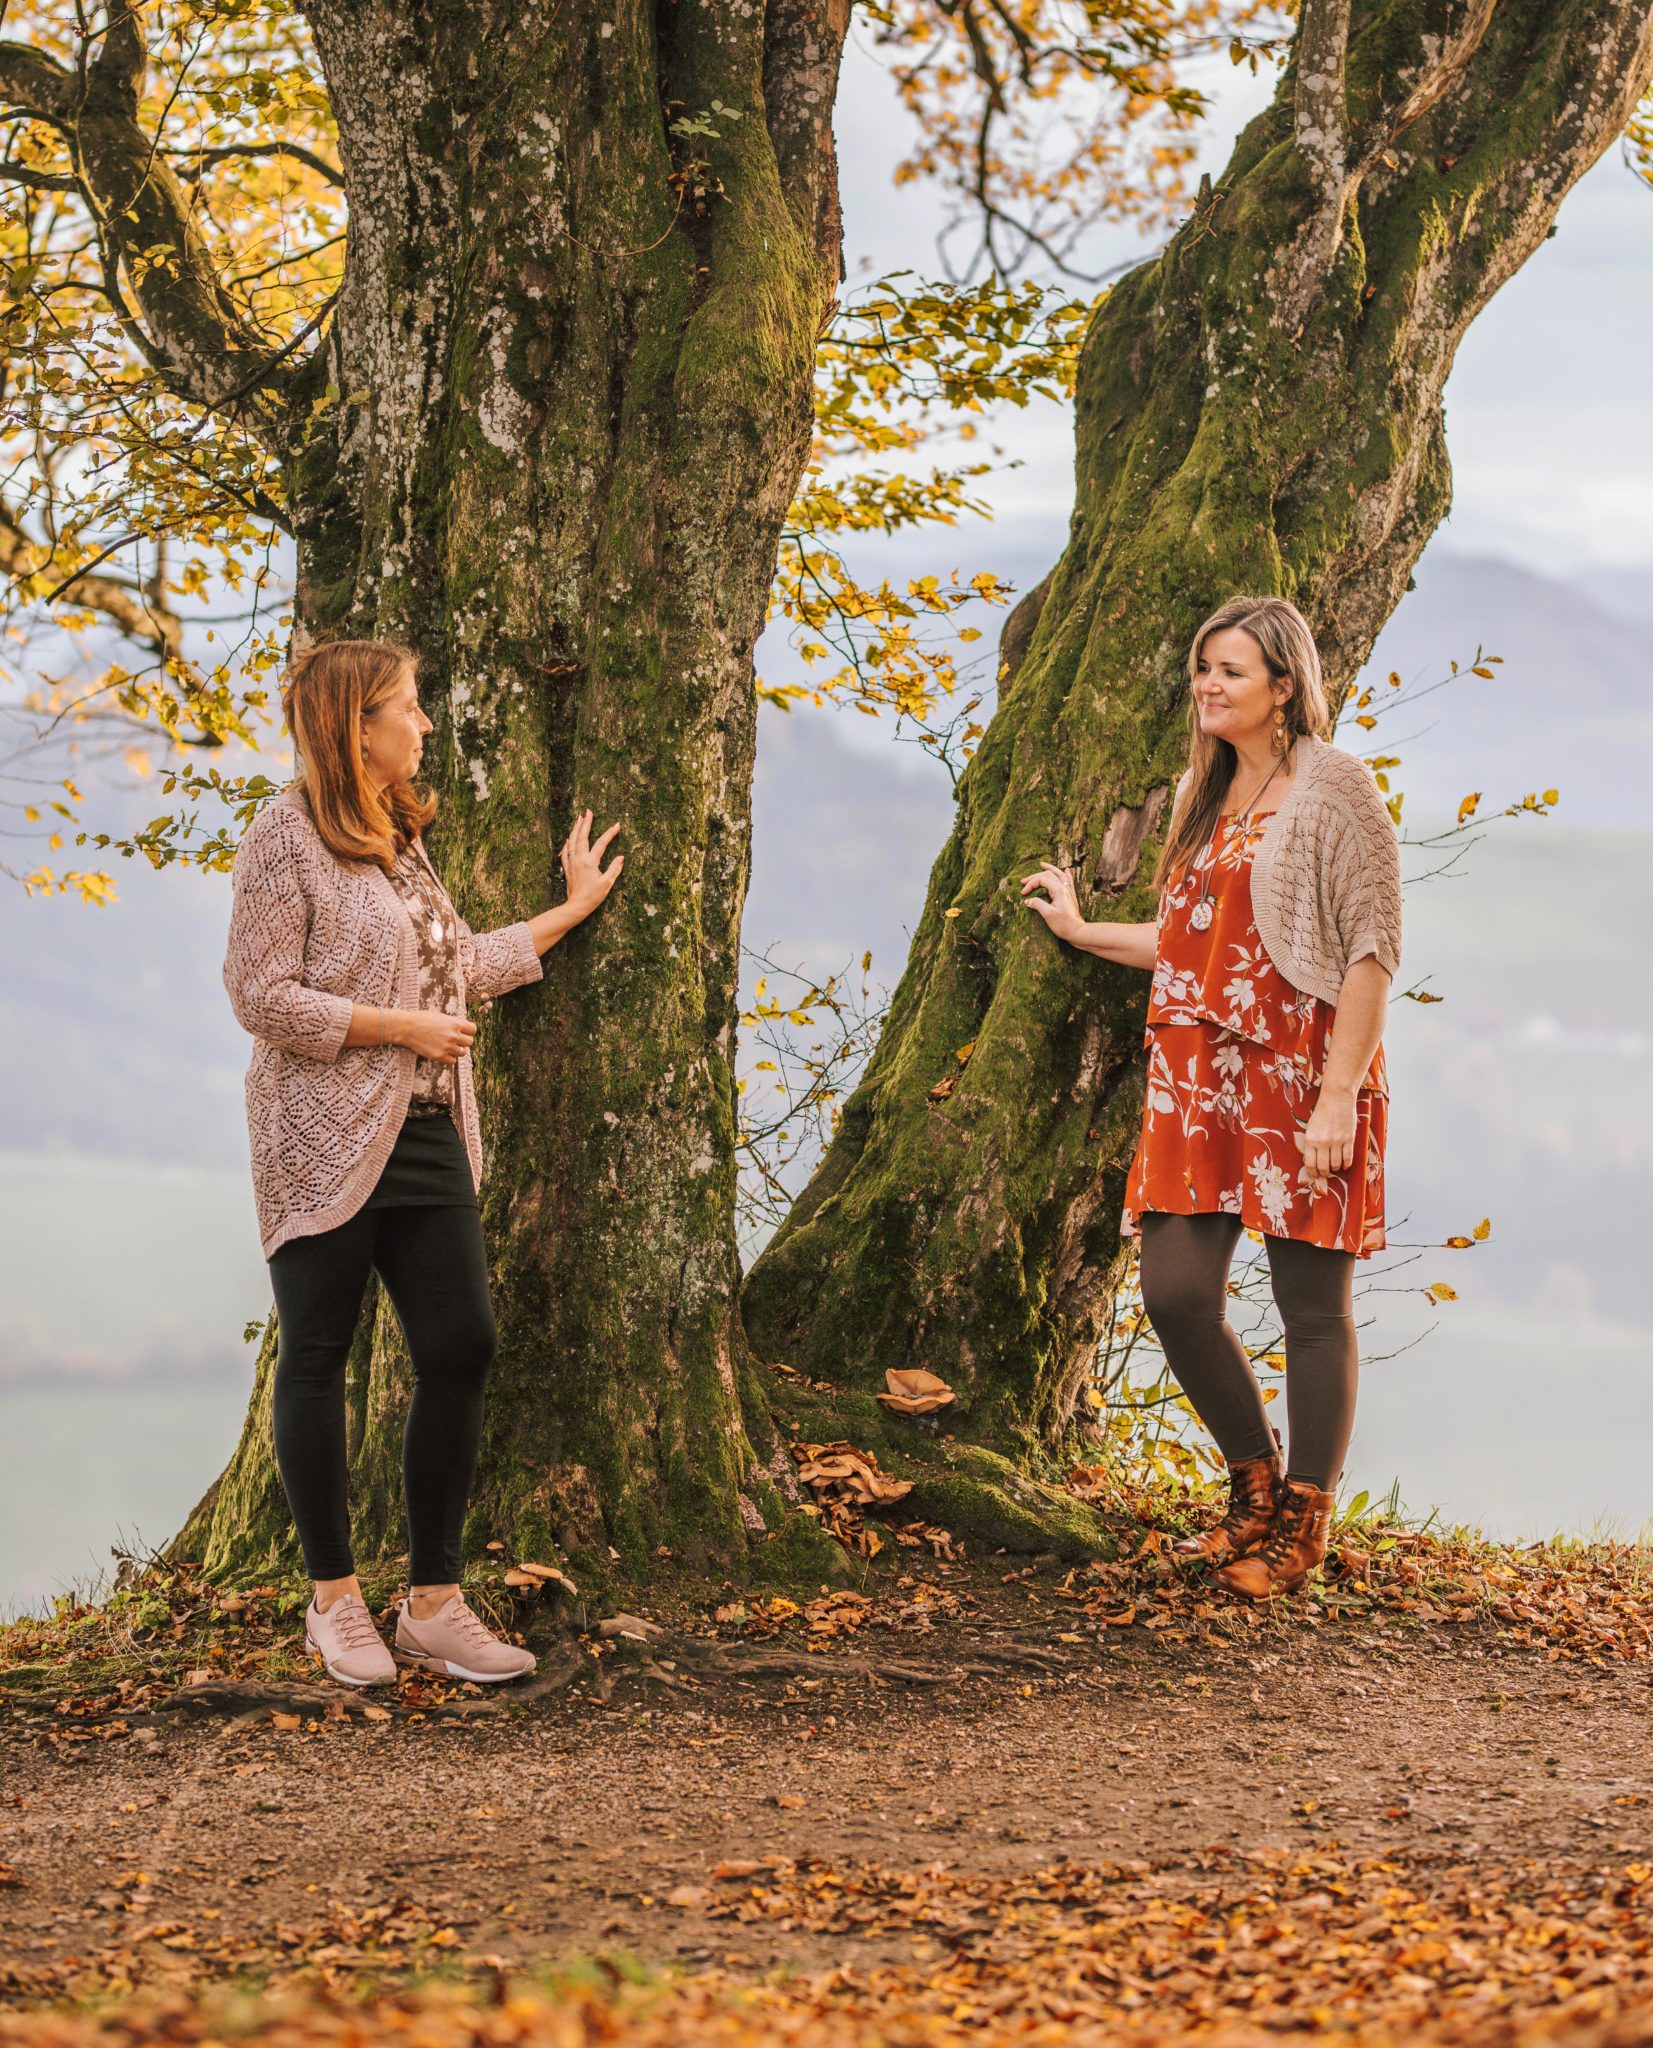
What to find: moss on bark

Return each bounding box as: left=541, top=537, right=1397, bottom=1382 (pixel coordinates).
left=172, top=3, right=854, bottom=1596
left=743, top=0, right=1653, bottom=1462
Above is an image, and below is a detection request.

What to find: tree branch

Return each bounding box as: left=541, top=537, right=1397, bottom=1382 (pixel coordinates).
left=762, top=0, right=854, bottom=279
left=164, top=137, right=343, bottom=190
left=0, top=155, right=77, bottom=190
left=1349, top=0, right=1499, bottom=172
left=0, top=491, right=187, bottom=662
left=0, top=9, right=313, bottom=444
left=1293, top=0, right=1350, bottom=201
left=1273, top=0, right=1500, bottom=333
left=0, top=40, right=76, bottom=122
left=1405, top=2, right=1653, bottom=322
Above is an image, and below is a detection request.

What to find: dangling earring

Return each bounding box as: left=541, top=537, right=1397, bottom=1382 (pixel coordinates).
left=1272, top=706, right=1290, bottom=755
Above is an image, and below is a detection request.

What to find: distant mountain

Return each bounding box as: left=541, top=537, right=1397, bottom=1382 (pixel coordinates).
left=1567, top=563, right=1652, bottom=636
left=1358, top=549, right=1653, bottom=832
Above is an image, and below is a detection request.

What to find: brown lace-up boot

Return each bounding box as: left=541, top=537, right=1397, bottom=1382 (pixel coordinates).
left=1172, top=1437, right=1283, bottom=1565
left=1213, top=1477, right=1336, bottom=1600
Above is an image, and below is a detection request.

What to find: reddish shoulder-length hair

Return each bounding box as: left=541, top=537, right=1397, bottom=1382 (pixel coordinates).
left=279, top=638, right=437, bottom=874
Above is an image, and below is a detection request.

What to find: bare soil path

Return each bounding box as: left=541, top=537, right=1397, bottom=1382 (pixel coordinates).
left=4, top=1599, right=1650, bottom=2000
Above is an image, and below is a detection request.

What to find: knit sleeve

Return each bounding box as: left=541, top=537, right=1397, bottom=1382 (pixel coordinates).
left=458, top=915, right=544, bottom=1003
left=1327, top=767, right=1402, bottom=981
left=223, top=811, right=355, bottom=1062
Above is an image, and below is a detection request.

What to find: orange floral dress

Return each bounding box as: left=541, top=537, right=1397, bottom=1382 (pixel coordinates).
left=1121, top=807, right=1388, bottom=1258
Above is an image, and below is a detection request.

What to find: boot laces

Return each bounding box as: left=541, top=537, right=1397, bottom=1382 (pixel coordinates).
left=1258, top=1490, right=1318, bottom=1565
left=1223, top=1462, right=1276, bottom=1529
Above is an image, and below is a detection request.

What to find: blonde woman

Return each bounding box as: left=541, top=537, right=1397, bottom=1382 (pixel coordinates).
left=1024, top=596, right=1401, bottom=1598
left=224, top=640, right=622, bottom=1685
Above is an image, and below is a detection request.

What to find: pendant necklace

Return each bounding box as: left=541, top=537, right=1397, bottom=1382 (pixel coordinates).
left=1186, top=742, right=1294, bottom=933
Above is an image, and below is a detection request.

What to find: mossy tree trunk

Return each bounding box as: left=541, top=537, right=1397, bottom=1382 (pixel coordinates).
left=175, top=0, right=852, bottom=1583
left=743, top=0, right=1653, bottom=1458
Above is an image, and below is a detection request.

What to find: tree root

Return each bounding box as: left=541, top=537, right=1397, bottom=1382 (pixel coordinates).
left=134, top=1631, right=1077, bottom=1721
left=148, top=1645, right=591, bottom=1722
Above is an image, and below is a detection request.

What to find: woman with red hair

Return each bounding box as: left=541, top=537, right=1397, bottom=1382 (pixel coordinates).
left=224, top=639, right=622, bottom=1686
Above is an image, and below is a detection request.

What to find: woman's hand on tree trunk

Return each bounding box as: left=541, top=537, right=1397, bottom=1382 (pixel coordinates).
left=1021, top=862, right=1086, bottom=943
left=560, top=808, right=624, bottom=923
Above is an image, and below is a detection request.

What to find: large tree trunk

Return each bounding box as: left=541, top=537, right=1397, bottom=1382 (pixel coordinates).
left=176, top=0, right=851, bottom=1582
left=743, top=0, right=1653, bottom=1460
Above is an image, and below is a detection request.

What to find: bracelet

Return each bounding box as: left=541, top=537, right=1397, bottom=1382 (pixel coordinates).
left=379, top=1005, right=389, bottom=1047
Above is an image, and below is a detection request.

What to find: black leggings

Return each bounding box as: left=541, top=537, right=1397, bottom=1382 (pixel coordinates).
left=268, top=1203, right=497, bottom=1585
left=1137, top=1211, right=1356, bottom=1490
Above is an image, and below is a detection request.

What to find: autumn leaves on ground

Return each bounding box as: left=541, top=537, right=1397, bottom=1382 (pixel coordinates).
left=3, top=1457, right=1651, bottom=2048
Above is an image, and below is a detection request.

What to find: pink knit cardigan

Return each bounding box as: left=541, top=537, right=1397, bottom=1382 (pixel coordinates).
left=223, top=783, right=543, bottom=1257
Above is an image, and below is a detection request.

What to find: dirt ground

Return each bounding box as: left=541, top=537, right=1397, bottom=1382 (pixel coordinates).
left=4, top=1587, right=1651, bottom=1994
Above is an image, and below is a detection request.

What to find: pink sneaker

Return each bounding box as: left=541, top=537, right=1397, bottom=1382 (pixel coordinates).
left=394, top=1594, right=536, bottom=1683
left=305, top=1592, right=397, bottom=1687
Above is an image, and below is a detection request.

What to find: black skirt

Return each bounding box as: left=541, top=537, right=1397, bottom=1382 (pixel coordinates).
left=361, top=1109, right=478, bottom=1211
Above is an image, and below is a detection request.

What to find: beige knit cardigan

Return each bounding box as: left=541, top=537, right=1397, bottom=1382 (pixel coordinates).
left=223, top=783, right=543, bottom=1258
left=1172, top=732, right=1402, bottom=1007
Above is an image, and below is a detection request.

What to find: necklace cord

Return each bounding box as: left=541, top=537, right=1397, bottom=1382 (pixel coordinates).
left=1190, top=740, right=1296, bottom=918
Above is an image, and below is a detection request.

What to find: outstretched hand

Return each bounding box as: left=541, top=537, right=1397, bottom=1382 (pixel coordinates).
left=560, top=808, right=624, bottom=921
left=1021, top=862, right=1085, bottom=944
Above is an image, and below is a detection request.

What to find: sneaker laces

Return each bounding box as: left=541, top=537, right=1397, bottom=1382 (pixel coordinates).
left=324, top=1596, right=380, bottom=1649
left=448, top=1599, right=506, bottom=1648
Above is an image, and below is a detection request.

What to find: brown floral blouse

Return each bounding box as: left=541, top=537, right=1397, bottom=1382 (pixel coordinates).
left=385, top=840, right=463, bottom=1118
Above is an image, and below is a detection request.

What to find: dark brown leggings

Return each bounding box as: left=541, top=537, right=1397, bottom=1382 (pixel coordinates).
left=1136, top=1211, right=1357, bottom=1490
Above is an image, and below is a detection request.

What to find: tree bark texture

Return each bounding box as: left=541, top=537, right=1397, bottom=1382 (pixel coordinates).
left=176, top=0, right=851, bottom=1580
left=742, top=0, right=1653, bottom=1456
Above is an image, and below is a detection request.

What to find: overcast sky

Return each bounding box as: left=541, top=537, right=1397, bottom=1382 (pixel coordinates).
left=824, top=27, right=1652, bottom=588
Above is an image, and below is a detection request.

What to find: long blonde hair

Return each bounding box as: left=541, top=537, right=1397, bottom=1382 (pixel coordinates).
left=1152, top=595, right=1332, bottom=891
left=280, top=638, right=437, bottom=874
